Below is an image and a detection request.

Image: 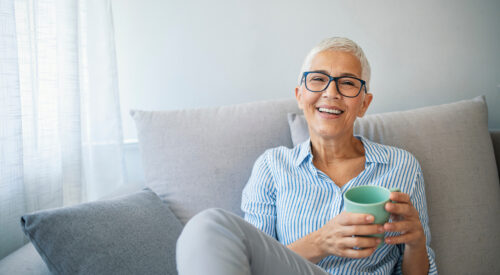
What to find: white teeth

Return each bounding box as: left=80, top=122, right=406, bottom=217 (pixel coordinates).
left=318, top=107, right=343, bottom=115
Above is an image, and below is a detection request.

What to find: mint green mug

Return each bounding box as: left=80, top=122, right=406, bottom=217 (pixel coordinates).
left=343, top=185, right=400, bottom=246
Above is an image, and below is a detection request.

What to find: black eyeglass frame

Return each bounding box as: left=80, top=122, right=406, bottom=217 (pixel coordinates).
left=301, top=71, right=367, bottom=98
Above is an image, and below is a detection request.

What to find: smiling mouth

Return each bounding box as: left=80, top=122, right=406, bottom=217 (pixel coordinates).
left=317, top=107, right=344, bottom=115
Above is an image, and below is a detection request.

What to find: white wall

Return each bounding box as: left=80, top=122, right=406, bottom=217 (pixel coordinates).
left=112, top=0, right=500, bottom=143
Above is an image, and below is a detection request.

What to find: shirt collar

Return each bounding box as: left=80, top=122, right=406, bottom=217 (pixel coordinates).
left=295, top=138, right=313, bottom=167
left=358, top=136, right=389, bottom=164
left=294, top=136, right=389, bottom=167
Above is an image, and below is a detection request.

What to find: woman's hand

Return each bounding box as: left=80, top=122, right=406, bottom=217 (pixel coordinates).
left=383, top=191, right=426, bottom=248
left=314, top=211, right=384, bottom=259
left=287, top=211, right=384, bottom=263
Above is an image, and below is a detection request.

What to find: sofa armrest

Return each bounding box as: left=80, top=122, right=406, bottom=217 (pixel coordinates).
left=0, top=243, right=50, bottom=275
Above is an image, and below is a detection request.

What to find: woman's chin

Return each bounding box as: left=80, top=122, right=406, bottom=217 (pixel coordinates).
left=311, top=128, right=348, bottom=141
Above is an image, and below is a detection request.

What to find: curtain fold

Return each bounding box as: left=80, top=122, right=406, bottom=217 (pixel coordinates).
left=0, top=0, right=27, bottom=261
left=0, top=0, right=126, bottom=259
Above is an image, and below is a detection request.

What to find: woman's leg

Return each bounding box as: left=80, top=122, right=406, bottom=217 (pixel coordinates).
left=176, top=208, right=328, bottom=275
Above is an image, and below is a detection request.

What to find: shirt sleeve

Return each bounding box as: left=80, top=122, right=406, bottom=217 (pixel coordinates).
left=241, top=151, right=278, bottom=239
left=393, top=167, right=438, bottom=274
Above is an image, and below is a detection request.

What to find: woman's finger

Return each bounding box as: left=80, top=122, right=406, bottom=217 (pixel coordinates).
left=385, top=232, right=421, bottom=245
left=341, top=247, right=377, bottom=259
left=338, top=212, right=375, bottom=226
left=344, top=224, right=383, bottom=236
left=385, top=201, right=413, bottom=216
left=342, top=236, right=381, bottom=249
left=383, top=220, right=414, bottom=233
left=389, top=192, right=411, bottom=203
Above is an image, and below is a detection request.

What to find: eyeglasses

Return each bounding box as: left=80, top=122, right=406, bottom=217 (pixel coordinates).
left=301, top=71, right=367, bottom=98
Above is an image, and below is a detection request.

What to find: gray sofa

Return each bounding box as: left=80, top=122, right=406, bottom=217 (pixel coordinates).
left=1, top=96, right=499, bottom=274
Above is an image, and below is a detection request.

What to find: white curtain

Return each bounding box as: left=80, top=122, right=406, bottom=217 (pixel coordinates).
left=0, top=0, right=126, bottom=259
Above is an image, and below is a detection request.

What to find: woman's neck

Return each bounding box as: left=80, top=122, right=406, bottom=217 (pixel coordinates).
left=310, top=134, right=365, bottom=166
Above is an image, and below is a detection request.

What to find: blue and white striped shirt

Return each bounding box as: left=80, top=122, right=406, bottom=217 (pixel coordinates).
left=241, top=136, right=437, bottom=274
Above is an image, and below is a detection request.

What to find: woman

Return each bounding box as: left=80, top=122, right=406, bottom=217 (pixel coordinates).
left=176, top=37, right=437, bottom=275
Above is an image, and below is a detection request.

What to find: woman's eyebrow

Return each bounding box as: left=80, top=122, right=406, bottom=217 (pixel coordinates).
left=309, top=69, right=330, bottom=74
left=310, top=70, right=360, bottom=78
left=340, top=73, right=360, bottom=78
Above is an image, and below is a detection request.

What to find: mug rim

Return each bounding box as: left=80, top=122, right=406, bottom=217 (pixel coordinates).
left=343, top=185, right=391, bottom=206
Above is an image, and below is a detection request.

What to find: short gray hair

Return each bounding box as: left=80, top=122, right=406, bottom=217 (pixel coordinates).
left=298, top=37, right=371, bottom=91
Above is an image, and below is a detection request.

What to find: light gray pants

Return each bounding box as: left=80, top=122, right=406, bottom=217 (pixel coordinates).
left=176, top=208, right=329, bottom=275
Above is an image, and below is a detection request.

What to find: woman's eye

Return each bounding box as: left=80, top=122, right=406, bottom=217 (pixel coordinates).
left=311, top=77, right=326, bottom=82
left=340, top=80, right=355, bottom=86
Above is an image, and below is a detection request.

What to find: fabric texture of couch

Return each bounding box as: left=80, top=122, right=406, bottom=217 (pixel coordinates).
left=19, top=188, right=182, bottom=275
left=0, top=96, right=499, bottom=274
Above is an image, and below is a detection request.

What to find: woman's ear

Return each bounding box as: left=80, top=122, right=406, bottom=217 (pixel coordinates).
left=295, top=86, right=304, bottom=110
left=357, top=92, right=373, bottom=117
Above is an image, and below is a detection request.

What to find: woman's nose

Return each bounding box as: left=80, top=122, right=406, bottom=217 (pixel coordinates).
left=323, top=80, right=341, bottom=98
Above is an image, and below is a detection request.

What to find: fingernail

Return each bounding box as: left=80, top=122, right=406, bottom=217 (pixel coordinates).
left=366, top=215, right=374, bottom=222
left=376, top=238, right=381, bottom=244
left=378, top=226, right=384, bottom=232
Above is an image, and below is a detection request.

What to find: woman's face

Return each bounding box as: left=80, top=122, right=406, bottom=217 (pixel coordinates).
left=295, top=50, right=373, bottom=141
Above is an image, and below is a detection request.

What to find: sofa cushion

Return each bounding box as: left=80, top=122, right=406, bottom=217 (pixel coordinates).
left=131, top=98, right=300, bottom=224
left=288, top=96, right=500, bottom=274
left=20, top=188, right=182, bottom=275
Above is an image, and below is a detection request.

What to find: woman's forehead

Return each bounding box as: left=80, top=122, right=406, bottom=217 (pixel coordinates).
left=309, top=50, right=362, bottom=77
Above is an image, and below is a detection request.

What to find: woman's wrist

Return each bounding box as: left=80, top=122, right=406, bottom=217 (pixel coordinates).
left=406, top=231, right=427, bottom=250
left=287, top=230, right=326, bottom=264
left=405, top=240, right=427, bottom=256
left=402, top=241, right=430, bottom=275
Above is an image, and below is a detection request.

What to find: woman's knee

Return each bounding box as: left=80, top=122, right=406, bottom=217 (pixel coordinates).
left=176, top=209, right=252, bottom=274
left=178, top=208, right=231, bottom=241
left=189, top=208, right=230, bottom=228
left=177, top=208, right=238, bottom=258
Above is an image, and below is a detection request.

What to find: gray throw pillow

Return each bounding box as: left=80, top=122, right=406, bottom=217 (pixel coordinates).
left=287, top=96, right=500, bottom=274
left=20, top=188, right=183, bottom=275
left=131, top=98, right=300, bottom=224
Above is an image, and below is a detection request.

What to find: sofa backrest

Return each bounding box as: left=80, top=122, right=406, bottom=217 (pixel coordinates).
left=133, top=96, right=500, bottom=274
left=132, top=98, right=300, bottom=224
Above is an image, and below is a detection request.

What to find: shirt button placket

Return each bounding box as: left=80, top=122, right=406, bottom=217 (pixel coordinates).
left=331, top=190, right=343, bottom=218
